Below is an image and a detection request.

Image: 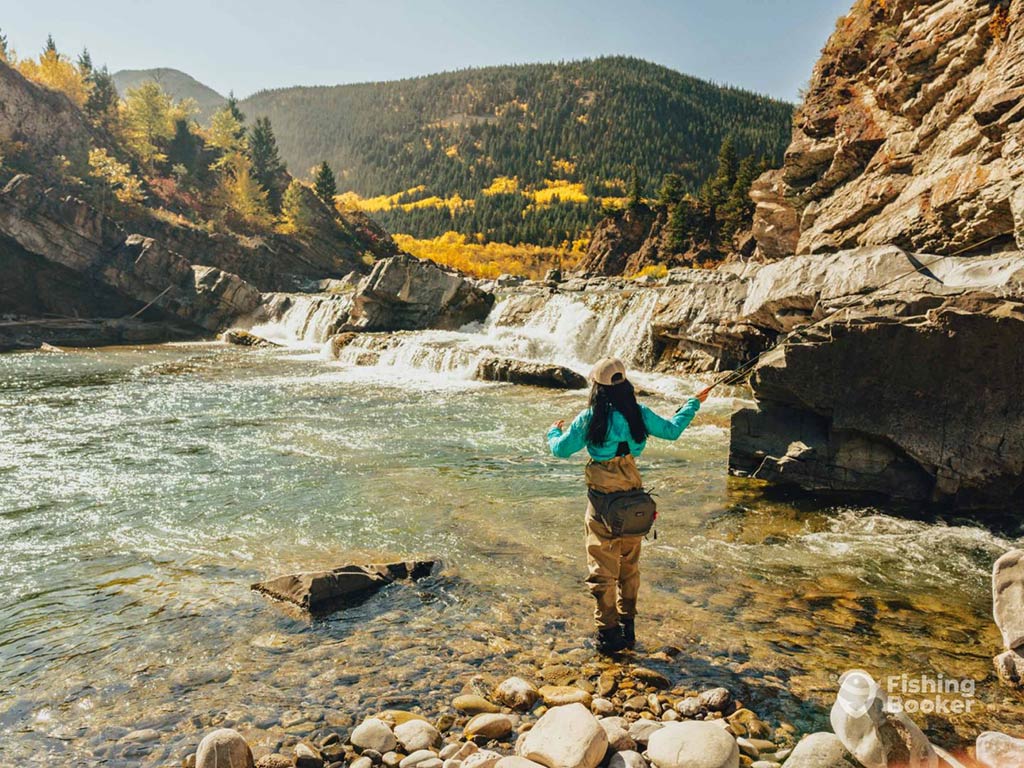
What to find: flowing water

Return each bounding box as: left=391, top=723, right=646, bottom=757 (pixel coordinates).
left=1, top=292, right=1022, bottom=766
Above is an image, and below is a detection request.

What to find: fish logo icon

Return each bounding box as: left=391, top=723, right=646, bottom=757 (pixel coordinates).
left=836, top=669, right=880, bottom=718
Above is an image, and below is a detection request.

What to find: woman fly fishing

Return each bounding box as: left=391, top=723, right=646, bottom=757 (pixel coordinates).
left=546, top=357, right=709, bottom=654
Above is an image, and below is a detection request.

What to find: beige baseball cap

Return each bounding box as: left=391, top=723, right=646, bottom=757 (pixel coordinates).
left=589, top=357, right=627, bottom=386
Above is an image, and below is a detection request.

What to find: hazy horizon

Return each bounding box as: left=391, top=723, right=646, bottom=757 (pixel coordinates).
left=2, top=0, right=851, bottom=102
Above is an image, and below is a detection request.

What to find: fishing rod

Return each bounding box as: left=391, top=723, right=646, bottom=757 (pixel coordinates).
left=699, top=233, right=1010, bottom=395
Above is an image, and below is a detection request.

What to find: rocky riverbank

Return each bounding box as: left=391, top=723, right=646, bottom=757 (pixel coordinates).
left=178, top=666, right=809, bottom=768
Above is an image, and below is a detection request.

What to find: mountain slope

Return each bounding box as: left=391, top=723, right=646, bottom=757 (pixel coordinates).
left=240, top=56, right=793, bottom=245
left=112, top=67, right=227, bottom=123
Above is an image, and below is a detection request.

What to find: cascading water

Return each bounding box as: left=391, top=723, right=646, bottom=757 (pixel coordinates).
left=253, top=287, right=669, bottom=383
left=246, top=292, right=354, bottom=345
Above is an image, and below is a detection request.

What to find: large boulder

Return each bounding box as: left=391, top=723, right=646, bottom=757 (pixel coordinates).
left=730, top=248, right=1024, bottom=508
left=195, top=729, right=254, bottom=768
left=994, top=550, right=1024, bottom=650
left=252, top=561, right=436, bottom=613
left=645, top=721, right=739, bottom=768
left=517, top=703, right=608, bottom=768
left=346, top=253, right=494, bottom=331
left=474, top=357, right=587, bottom=389
left=829, top=671, right=936, bottom=768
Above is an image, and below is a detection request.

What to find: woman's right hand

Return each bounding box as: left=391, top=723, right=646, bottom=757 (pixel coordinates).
left=695, top=386, right=711, bottom=403
left=551, top=419, right=565, bottom=430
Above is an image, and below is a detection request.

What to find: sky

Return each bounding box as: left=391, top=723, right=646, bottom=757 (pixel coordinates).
left=2, top=0, right=852, bottom=102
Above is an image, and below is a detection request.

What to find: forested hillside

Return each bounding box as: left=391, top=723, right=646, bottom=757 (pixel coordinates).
left=241, top=57, right=793, bottom=246
left=112, top=67, right=226, bottom=123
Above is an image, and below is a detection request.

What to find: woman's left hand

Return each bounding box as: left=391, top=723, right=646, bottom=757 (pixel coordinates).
left=551, top=419, right=565, bottom=430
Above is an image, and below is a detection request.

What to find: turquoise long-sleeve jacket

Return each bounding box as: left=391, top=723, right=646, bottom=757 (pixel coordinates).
left=547, top=397, right=701, bottom=460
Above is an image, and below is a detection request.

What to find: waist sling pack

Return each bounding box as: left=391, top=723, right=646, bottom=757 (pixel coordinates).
left=585, top=443, right=657, bottom=537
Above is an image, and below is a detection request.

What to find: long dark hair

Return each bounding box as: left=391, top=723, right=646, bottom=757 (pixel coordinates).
left=586, top=379, right=647, bottom=445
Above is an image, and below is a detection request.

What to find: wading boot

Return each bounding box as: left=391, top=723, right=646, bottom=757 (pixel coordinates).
left=620, top=617, right=636, bottom=650
left=596, top=627, right=627, bottom=655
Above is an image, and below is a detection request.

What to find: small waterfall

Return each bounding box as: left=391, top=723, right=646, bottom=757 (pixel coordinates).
left=327, top=287, right=666, bottom=382
left=246, top=292, right=354, bottom=345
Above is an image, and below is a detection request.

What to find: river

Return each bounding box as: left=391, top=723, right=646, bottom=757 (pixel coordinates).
left=0, top=292, right=1020, bottom=765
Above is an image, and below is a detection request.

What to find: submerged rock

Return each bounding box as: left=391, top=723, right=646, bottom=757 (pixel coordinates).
left=474, top=357, right=587, bottom=389
left=251, top=560, right=436, bottom=613
left=195, top=729, right=254, bottom=768
left=220, top=329, right=280, bottom=348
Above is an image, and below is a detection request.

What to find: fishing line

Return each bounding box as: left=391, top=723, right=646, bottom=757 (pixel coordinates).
left=703, top=234, right=1010, bottom=393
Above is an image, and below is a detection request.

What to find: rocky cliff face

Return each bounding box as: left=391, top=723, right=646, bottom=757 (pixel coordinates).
left=0, top=174, right=261, bottom=335
left=752, top=0, right=1024, bottom=259
left=728, top=247, right=1024, bottom=508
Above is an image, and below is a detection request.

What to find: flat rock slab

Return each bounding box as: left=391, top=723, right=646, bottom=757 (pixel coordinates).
left=474, top=356, right=587, bottom=389
left=252, top=561, right=436, bottom=613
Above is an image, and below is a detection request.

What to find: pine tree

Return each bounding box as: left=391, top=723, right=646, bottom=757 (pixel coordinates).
left=77, top=48, right=92, bottom=75
left=84, top=65, right=119, bottom=127
left=313, top=161, right=337, bottom=205
left=44, top=35, right=57, bottom=54
left=248, top=116, right=286, bottom=210
left=627, top=165, right=642, bottom=209
left=0, top=28, right=8, bottom=62
left=658, top=173, right=685, bottom=207
left=225, top=91, right=246, bottom=141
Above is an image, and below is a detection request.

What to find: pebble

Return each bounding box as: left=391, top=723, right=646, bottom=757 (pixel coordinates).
left=598, top=717, right=636, bottom=752
left=461, top=749, right=503, bottom=768
left=598, top=673, right=618, bottom=697
left=453, top=695, right=500, bottom=715
left=696, top=688, right=732, bottom=713
left=609, top=751, right=648, bottom=768
left=395, top=720, right=441, bottom=752
left=383, top=752, right=403, bottom=768
left=627, top=720, right=663, bottom=746
left=122, top=728, right=161, bottom=742
left=750, top=763, right=781, bottom=768
left=632, top=668, right=671, bottom=690
left=295, top=742, right=325, bottom=768
left=673, top=697, right=702, bottom=718
left=494, top=758, right=545, bottom=768
left=538, top=685, right=592, bottom=708
left=591, top=698, right=615, bottom=716
left=351, top=757, right=373, bottom=768
left=494, top=678, right=541, bottom=712
left=623, top=695, right=648, bottom=712
left=736, top=737, right=759, bottom=759
left=439, top=744, right=461, bottom=760
left=401, top=750, right=441, bottom=768
left=465, top=713, right=514, bottom=740
left=352, top=718, right=398, bottom=754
